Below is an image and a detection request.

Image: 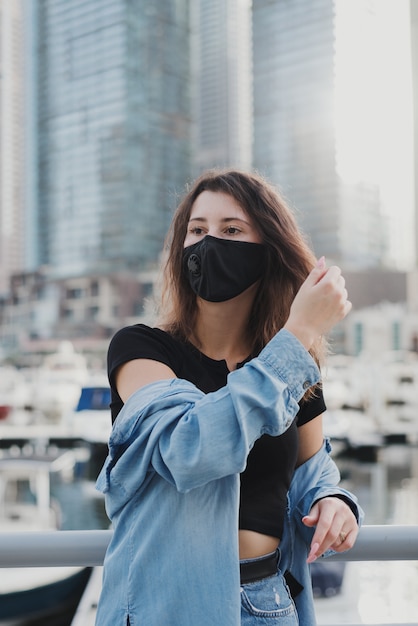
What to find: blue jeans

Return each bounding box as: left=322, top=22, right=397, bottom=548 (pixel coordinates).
left=240, top=555, right=299, bottom=625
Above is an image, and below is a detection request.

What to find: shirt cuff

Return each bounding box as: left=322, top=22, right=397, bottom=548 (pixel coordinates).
left=258, top=329, right=321, bottom=402
left=313, top=494, right=360, bottom=524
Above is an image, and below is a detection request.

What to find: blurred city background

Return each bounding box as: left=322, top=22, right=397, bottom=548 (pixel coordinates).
left=0, top=1, right=418, bottom=624
left=0, top=0, right=417, bottom=366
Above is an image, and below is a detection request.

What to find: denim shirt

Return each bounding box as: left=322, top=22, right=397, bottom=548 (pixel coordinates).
left=95, top=329, right=351, bottom=625
left=280, top=438, right=364, bottom=624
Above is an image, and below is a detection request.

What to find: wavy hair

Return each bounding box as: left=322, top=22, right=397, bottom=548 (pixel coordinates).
left=157, top=168, right=326, bottom=366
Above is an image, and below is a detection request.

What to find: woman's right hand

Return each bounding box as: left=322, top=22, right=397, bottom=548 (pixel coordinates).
left=283, top=257, right=351, bottom=350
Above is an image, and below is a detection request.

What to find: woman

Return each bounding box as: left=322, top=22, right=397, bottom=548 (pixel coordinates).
left=95, top=169, right=362, bottom=625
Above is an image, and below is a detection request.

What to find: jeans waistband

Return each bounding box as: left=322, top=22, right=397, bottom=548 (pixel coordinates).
left=240, top=549, right=279, bottom=584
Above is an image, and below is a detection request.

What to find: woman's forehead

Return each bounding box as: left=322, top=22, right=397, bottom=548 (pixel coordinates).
left=189, top=190, right=248, bottom=219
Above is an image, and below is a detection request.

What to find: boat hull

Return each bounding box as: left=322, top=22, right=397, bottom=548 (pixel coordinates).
left=0, top=567, right=92, bottom=625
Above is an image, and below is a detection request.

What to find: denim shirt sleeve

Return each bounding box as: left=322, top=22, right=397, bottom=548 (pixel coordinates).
left=97, top=329, right=320, bottom=505
left=290, top=440, right=364, bottom=552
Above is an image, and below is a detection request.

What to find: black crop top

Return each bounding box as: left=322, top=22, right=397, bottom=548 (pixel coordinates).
left=107, top=324, right=326, bottom=539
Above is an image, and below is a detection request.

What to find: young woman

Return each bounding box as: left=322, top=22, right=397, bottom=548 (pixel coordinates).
left=95, top=169, right=362, bottom=625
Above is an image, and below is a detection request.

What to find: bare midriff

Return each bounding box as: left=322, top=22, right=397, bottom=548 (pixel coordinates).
left=238, top=529, right=280, bottom=560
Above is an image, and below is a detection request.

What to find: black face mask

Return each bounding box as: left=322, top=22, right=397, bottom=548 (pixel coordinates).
left=183, top=235, right=266, bottom=302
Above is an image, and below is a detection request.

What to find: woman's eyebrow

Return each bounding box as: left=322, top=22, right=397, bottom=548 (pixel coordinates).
left=188, top=217, right=251, bottom=225
left=222, top=217, right=251, bottom=225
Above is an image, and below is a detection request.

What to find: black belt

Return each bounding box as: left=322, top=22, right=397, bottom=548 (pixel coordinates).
left=240, top=550, right=279, bottom=584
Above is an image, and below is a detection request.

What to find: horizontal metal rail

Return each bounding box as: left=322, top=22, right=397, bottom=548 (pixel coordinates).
left=0, top=524, right=417, bottom=567
left=1, top=526, right=417, bottom=626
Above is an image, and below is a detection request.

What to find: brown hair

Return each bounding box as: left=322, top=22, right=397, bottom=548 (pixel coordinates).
left=157, top=168, right=326, bottom=366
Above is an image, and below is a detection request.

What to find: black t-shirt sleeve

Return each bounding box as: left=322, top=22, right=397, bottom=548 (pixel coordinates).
left=107, top=324, right=183, bottom=422
left=296, top=386, right=326, bottom=426
left=107, top=324, right=177, bottom=392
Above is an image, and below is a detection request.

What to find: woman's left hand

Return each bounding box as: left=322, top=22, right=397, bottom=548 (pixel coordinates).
left=302, top=497, right=359, bottom=563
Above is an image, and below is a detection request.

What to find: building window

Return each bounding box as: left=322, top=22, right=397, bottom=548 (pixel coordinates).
left=66, top=288, right=84, bottom=299
left=88, top=306, right=99, bottom=320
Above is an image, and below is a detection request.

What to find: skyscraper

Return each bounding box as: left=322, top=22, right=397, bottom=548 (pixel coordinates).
left=191, top=0, right=252, bottom=174
left=36, top=0, right=191, bottom=278
left=411, top=0, right=418, bottom=266
left=0, top=0, right=26, bottom=294
left=252, top=0, right=414, bottom=270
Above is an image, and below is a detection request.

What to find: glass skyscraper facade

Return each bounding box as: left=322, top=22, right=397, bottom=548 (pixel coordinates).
left=0, top=0, right=26, bottom=295
left=36, top=0, right=191, bottom=278
left=411, top=0, right=418, bottom=266
left=192, top=0, right=252, bottom=174
left=252, top=0, right=388, bottom=269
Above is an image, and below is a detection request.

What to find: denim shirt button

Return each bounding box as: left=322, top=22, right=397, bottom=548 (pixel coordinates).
left=302, top=380, right=311, bottom=390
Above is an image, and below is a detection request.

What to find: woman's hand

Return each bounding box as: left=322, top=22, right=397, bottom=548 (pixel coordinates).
left=284, top=257, right=352, bottom=350
left=302, top=497, right=359, bottom=563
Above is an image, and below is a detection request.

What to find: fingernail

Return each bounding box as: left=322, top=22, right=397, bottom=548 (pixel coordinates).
left=307, top=542, right=320, bottom=564
left=316, top=256, right=325, bottom=269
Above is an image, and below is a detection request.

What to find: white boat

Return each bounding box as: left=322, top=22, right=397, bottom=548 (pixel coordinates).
left=28, top=342, right=90, bottom=422
left=0, top=450, right=92, bottom=625
left=70, top=565, right=103, bottom=626
left=0, top=366, right=31, bottom=421
left=322, top=350, right=418, bottom=447
left=64, top=383, right=112, bottom=444
left=322, top=354, right=366, bottom=412
left=357, top=352, right=418, bottom=444
left=323, top=408, right=383, bottom=450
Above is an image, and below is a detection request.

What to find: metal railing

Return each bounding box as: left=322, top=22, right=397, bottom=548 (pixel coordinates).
left=1, top=524, right=417, bottom=625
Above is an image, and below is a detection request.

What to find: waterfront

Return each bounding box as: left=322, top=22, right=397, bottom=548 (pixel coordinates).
left=49, top=441, right=418, bottom=624
left=1, top=393, right=418, bottom=624
left=315, top=443, right=418, bottom=624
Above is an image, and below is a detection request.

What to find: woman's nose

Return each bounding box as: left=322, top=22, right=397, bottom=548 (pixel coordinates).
left=206, top=229, right=222, bottom=239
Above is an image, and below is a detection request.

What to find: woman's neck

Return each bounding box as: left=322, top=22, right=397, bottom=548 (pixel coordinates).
left=192, top=294, right=255, bottom=369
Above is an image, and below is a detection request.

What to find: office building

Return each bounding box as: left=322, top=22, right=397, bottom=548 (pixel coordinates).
left=252, top=0, right=414, bottom=270
left=0, top=0, right=26, bottom=294
left=191, top=0, right=252, bottom=174
left=411, top=0, right=418, bottom=266
left=36, top=0, right=191, bottom=278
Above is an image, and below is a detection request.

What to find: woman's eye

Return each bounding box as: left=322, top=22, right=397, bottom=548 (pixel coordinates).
left=190, top=227, right=204, bottom=235
left=226, top=226, right=240, bottom=235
